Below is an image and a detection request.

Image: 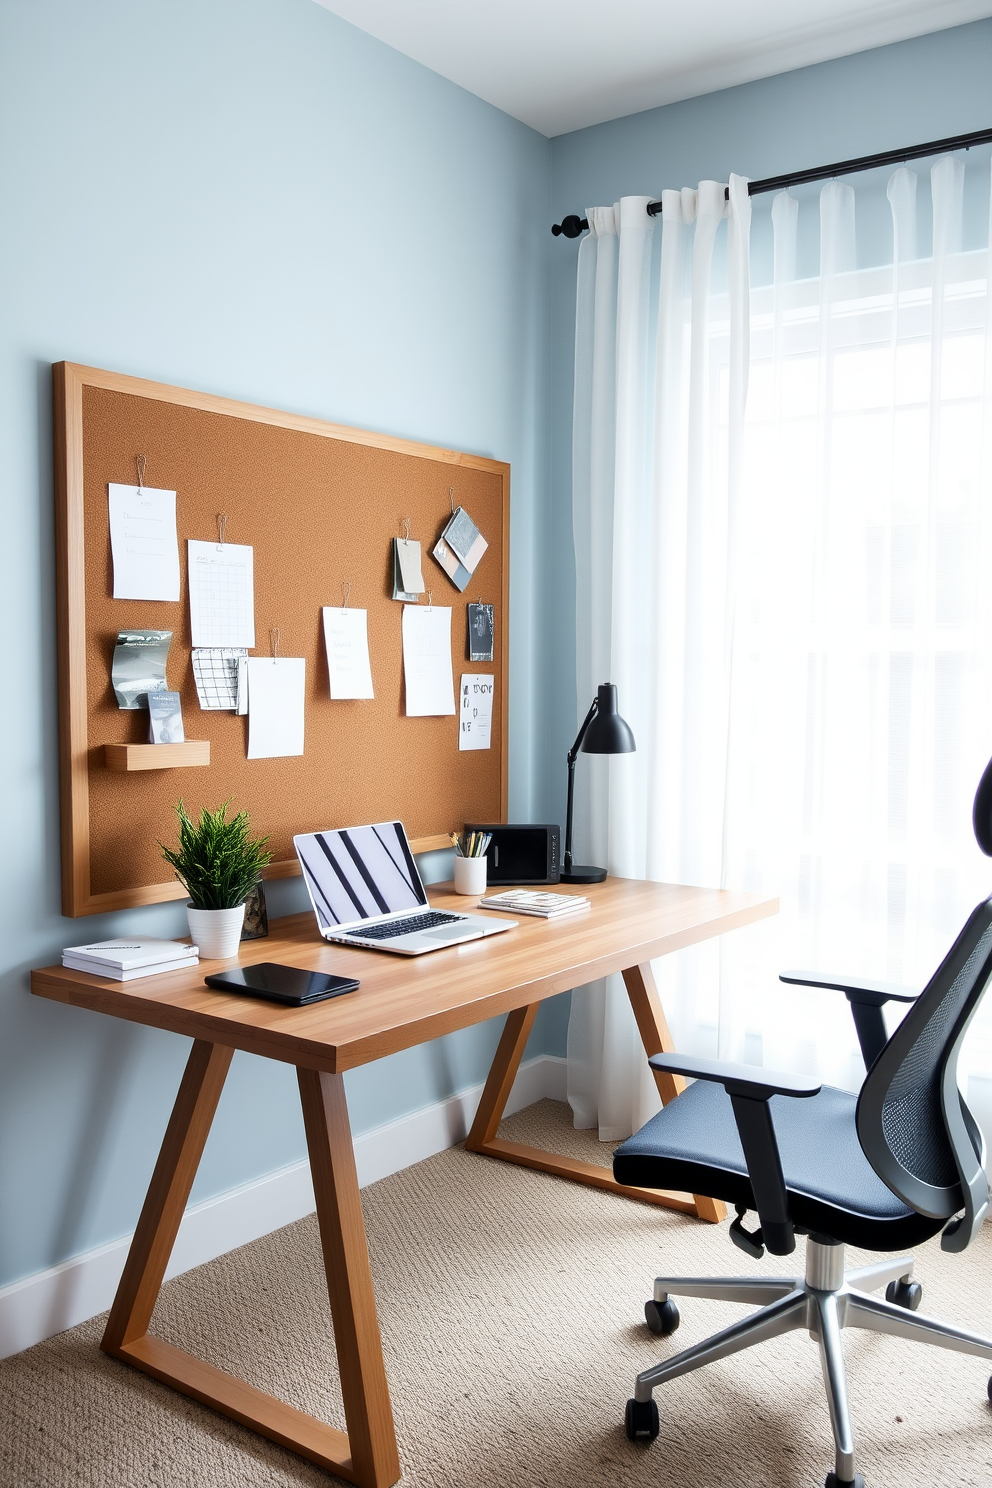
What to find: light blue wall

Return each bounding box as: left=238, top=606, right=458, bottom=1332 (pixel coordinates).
left=0, top=0, right=556, bottom=1289
left=540, top=18, right=992, bottom=825
left=5, top=1, right=989, bottom=1300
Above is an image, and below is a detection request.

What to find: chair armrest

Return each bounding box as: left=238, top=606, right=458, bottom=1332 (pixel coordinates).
left=779, top=971, right=919, bottom=1072
left=648, top=1054, right=821, bottom=1257
left=779, top=970, right=918, bottom=1005
left=648, top=1052, right=820, bottom=1100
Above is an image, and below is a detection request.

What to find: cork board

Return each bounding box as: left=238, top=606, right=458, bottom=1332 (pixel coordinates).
left=54, top=363, right=509, bottom=917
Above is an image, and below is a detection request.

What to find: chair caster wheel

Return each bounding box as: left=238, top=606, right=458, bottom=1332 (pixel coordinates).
left=987, top=1374, right=992, bottom=1403
left=824, top=1474, right=865, bottom=1487
left=885, top=1279, right=922, bottom=1310
left=625, top=1397, right=659, bottom=1442
left=644, top=1298, right=680, bottom=1336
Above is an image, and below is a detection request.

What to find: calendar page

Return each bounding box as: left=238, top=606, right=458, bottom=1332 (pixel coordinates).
left=187, top=539, right=255, bottom=648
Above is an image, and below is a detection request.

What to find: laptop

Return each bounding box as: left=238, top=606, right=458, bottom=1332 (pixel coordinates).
left=294, top=821, right=518, bottom=955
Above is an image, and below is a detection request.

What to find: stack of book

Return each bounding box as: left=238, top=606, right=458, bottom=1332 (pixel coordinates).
left=477, top=890, right=592, bottom=919
left=61, top=937, right=199, bottom=981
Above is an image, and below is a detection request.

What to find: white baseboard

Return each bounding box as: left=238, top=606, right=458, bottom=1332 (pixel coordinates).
left=0, top=1053, right=567, bottom=1360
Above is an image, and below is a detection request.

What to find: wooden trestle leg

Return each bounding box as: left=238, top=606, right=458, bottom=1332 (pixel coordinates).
left=102, top=1039, right=401, bottom=1487
left=466, top=966, right=726, bottom=1224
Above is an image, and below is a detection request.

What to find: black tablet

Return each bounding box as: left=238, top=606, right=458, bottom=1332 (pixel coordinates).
left=203, top=962, right=359, bottom=1006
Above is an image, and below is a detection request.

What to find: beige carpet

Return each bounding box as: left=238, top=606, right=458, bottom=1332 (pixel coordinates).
left=3, top=1099, right=992, bottom=1488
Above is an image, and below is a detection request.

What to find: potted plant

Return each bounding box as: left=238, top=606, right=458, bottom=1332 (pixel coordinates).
left=160, top=799, right=272, bottom=959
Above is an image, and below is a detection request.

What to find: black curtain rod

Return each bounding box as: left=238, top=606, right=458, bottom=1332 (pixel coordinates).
left=551, top=125, right=992, bottom=239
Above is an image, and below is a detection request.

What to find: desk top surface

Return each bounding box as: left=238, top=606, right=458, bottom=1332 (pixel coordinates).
left=31, top=878, right=777, bottom=1073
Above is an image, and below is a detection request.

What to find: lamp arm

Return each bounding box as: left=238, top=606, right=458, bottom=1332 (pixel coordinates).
left=564, top=699, right=599, bottom=871
left=567, top=699, right=599, bottom=767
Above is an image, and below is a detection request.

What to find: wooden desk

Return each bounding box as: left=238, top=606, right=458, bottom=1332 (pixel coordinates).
left=31, top=877, right=776, bottom=1486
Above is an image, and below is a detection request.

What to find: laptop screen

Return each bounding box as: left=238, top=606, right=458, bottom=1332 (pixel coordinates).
left=294, top=822, right=427, bottom=930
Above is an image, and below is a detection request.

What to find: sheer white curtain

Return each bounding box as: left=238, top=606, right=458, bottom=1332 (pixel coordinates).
left=568, top=159, right=992, bottom=1146
left=568, top=180, right=752, bottom=1138
left=725, top=158, right=992, bottom=1118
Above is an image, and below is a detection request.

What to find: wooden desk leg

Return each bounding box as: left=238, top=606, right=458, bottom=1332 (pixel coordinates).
left=622, top=962, right=726, bottom=1224
left=102, top=1040, right=392, bottom=1486
left=466, top=994, right=710, bottom=1220
left=466, top=1003, right=539, bottom=1151
left=298, top=1068, right=401, bottom=1488
left=102, top=1039, right=235, bottom=1352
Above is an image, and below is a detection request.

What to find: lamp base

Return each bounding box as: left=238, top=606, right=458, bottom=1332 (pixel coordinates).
left=560, top=866, right=607, bottom=884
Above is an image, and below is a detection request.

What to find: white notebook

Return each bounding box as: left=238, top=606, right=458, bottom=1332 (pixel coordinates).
left=61, top=937, right=199, bottom=971
left=62, top=954, right=199, bottom=982
left=477, top=891, right=591, bottom=919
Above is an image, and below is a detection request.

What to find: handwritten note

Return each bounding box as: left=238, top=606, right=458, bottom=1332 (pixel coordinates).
left=108, top=484, right=180, bottom=601
left=459, top=673, right=494, bottom=750
left=322, top=608, right=374, bottom=699
left=402, top=605, right=455, bottom=716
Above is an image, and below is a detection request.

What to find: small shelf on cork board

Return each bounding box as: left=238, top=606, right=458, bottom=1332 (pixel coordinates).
left=104, top=741, right=211, bottom=772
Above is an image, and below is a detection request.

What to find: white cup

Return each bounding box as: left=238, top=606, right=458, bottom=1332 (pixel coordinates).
left=453, top=855, right=487, bottom=896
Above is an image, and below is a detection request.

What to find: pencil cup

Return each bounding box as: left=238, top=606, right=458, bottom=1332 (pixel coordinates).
left=453, top=855, right=487, bottom=896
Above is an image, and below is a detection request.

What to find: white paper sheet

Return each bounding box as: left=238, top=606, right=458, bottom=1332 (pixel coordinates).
left=108, top=484, right=180, bottom=601
left=236, top=654, right=249, bottom=715
left=188, top=539, right=255, bottom=647
left=458, top=673, right=494, bottom=750
left=402, top=605, right=455, bottom=717
left=246, top=657, right=305, bottom=758
left=322, top=607, right=374, bottom=699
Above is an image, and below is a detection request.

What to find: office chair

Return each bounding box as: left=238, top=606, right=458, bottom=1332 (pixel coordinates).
left=612, top=759, right=992, bottom=1488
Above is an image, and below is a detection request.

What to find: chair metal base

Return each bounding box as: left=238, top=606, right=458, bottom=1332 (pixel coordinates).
left=631, top=1239, right=992, bottom=1485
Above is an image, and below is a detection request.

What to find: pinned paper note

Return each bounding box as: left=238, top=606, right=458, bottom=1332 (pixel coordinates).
left=459, top=673, right=494, bottom=750
left=191, top=647, right=248, bottom=710
left=396, top=539, right=424, bottom=596
left=247, top=657, right=305, bottom=758
left=188, top=539, right=255, bottom=648
left=392, top=540, right=420, bottom=601
left=467, top=603, right=494, bottom=662
left=322, top=607, right=374, bottom=699
left=434, top=506, right=488, bottom=593
left=402, top=605, right=455, bottom=716
left=109, top=484, right=180, bottom=601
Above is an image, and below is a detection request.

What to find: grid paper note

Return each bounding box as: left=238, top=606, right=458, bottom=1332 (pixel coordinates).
left=188, top=540, right=255, bottom=648
left=192, top=648, right=248, bottom=710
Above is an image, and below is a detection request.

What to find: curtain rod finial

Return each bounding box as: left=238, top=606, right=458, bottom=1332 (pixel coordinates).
left=552, top=214, right=589, bottom=239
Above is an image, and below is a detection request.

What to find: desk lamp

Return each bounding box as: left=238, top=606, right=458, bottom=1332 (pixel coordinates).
left=561, top=683, right=636, bottom=884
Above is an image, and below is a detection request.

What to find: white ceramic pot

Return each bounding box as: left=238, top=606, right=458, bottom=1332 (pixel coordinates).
left=453, top=855, right=487, bottom=896
left=186, top=903, right=246, bottom=959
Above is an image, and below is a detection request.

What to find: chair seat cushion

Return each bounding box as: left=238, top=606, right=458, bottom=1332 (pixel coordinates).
left=613, top=1079, right=944, bottom=1250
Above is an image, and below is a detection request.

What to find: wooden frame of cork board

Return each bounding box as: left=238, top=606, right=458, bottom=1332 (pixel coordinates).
left=53, top=362, right=509, bottom=918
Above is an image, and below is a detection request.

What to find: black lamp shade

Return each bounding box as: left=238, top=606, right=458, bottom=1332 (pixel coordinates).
left=580, top=684, right=636, bottom=754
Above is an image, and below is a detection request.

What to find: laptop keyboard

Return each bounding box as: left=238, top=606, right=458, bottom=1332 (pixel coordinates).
left=345, top=911, right=465, bottom=941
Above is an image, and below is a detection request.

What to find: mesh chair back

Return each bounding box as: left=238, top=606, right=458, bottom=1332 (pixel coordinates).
left=857, top=897, right=992, bottom=1245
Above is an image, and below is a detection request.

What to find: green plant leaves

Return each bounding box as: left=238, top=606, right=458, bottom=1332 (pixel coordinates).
left=159, top=799, right=272, bottom=911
